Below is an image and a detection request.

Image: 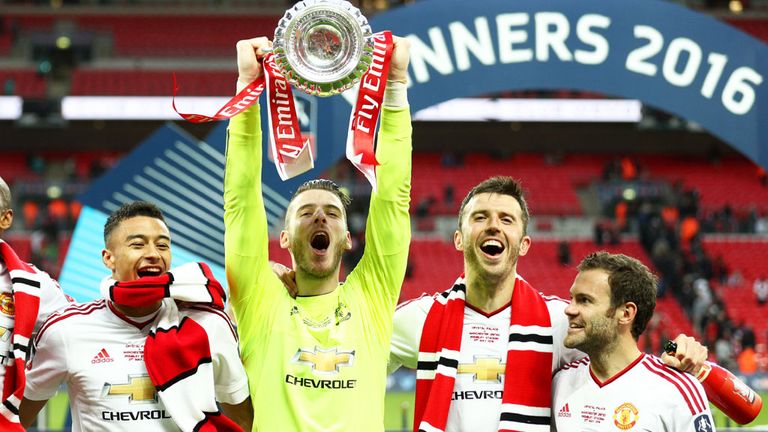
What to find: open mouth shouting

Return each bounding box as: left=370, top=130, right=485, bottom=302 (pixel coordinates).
left=137, top=266, right=164, bottom=278
left=479, top=238, right=505, bottom=259
left=310, top=231, right=331, bottom=255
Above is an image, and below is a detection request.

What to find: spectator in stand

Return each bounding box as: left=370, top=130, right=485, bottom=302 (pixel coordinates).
left=753, top=275, right=768, bottom=305
left=715, top=329, right=737, bottom=372
left=711, top=254, right=730, bottom=285
left=614, top=201, right=628, bottom=232
left=443, top=184, right=455, bottom=207
left=22, top=200, right=39, bottom=230
left=620, top=156, right=638, bottom=180
left=556, top=240, right=571, bottom=266
left=727, top=268, right=744, bottom=287
left=679, top=216, right=700, bottom=248
left=737, top=345, right=758, bottom=374
left=755, top=343, right=768, bottom=373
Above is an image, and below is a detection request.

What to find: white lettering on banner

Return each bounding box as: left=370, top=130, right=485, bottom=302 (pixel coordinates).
left=267, top=58, right=300, bottom=142
left=354, top=94, right=380, bottom=134
left=219, top=84, right=265, bottom=118
left=625, top=24, right=763, bottom=115
left=276, top=106, right=296, bottom=140
left=497, top=13, right=533, bottom=64
left=663, top=37, right=702, bottom=87
left=280, top=143, right=304, bottom=159
left=408, top=27, right=455, bottom=84
left=403, top=12, right=761, bottom=116
left=626, top=25, right=663, bottom=76
left=535, top=12, right=573, bottom=62
left=450, top=17, right=496, bottom=71
left=362, top=36, right=388, bottom=92
left=409, top=12, right=612, bottom=82
left=575, top=14, right=610, bottom=65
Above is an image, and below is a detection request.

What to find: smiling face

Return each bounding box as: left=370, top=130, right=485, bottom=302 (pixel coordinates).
left=280, top=189, right=351, bottom=279
left=102, top=216, right=171, bottom=282
left=564, top=269, right=620, bottom=355
left=454, top=192, right=531, bottom=284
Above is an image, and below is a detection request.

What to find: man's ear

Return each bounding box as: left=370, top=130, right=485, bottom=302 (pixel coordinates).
left=279, top=230, right=290, bottom=249
left=618, top=302, right=638, bottom=326
left=518, top=235, right=532, bottom=257
left=0, top=209, right=13, bottom=232
left=453, top=230, right=463, bottom=251
left=344, top=231, right=352, bottom=251
left=102, top=248, right=115, bottom=271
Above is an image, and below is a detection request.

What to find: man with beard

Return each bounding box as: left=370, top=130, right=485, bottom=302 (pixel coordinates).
left=388, top=176, right=707, bottom=432
left=552, top=252, right=715, bottom=431
left=224, top=36, right=412, bottom=430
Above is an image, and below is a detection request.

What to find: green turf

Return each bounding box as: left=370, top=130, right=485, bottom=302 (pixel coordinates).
left=384, top=391, right=415, bottom=431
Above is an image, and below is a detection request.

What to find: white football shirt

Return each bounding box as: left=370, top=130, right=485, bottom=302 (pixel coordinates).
left=390, top=290, right=582, bottom=432
left=0, top=258, right=70, bottom=388
left=552, top=353, right=715, bottom=432
left=25, top=299, right=249, bottom=432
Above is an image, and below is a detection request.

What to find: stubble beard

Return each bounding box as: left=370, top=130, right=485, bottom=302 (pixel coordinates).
left=463, top=240, right=520, bottom=286
left=565, top=314, right=619, bottom=358
left=293, top=237, right=345, bottom=280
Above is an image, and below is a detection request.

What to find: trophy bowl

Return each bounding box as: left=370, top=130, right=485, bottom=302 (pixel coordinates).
left=272, top=0, right=375, bottom=97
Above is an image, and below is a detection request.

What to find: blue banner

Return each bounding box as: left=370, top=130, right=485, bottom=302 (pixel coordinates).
left=370, top=0, right=767, bottom=167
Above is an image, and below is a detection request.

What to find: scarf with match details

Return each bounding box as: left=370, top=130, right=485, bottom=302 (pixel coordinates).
left=100, top=262, right=242, bottom=432
left=0, top=240, right=44, bottom=431
left=414, top=275, right=553, bottom=432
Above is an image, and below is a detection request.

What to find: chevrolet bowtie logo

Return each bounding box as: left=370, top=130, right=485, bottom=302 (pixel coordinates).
left=458, top=356, right=506, bottom=382
left=102, top=375, right=157, bottom=403
left=292, top=347, right=355, bottom=375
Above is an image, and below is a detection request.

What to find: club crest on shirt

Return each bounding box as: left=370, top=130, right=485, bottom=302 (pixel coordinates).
left=694, top=414, right=714, bottom=432
left=0, top=293, right=15, bottom=316
left=613, top=402, right=639, bottom=430
left=335, top=302, right=351, bottom=325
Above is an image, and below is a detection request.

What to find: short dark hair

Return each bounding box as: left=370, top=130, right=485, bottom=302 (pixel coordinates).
left=104, top=201, right=166, bottom=244
left=457, top=176, right=530, bottom=234
left=577, top=251, right=658, bottom=340
left=287, top=179, right=351, bottom=221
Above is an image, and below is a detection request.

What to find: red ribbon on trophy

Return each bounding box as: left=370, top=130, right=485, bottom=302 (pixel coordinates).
left=173, top=31, right=394, bottom=189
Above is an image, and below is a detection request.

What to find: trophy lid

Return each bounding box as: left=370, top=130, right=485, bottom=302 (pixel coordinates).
left=273, top=0, right=374, bottom=97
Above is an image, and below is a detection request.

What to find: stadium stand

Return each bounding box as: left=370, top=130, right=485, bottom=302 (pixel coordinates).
left=70, top=69, right=237, bottom=95
left=0, top=69, right=46, bottom=98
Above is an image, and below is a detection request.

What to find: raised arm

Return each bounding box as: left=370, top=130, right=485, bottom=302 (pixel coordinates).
left=223, top=37, right=273, bottom=325
left=351, top=37, right=413, bottom=330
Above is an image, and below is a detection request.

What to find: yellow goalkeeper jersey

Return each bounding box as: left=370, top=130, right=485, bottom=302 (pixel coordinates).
left=224, top=104, right=412, bottom=431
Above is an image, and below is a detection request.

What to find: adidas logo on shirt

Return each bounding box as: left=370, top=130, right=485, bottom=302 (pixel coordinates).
left=558, top=403, right=571, bottom=418
left=92, top=348, right=114, bottom=364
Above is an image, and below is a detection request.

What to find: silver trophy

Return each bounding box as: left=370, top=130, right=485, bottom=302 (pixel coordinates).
left=271, top=0, right=375, bottom=97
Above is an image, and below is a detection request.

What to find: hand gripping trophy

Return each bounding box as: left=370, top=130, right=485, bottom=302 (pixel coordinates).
left=175, top=0, right=394, bottom=188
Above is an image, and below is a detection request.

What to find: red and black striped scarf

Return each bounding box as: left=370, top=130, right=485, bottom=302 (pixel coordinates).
left=0, top=240, right=43, bottom=431
left=101, top=262, right=242, bottom=432
left=414, top=275, right=553, bottom=432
